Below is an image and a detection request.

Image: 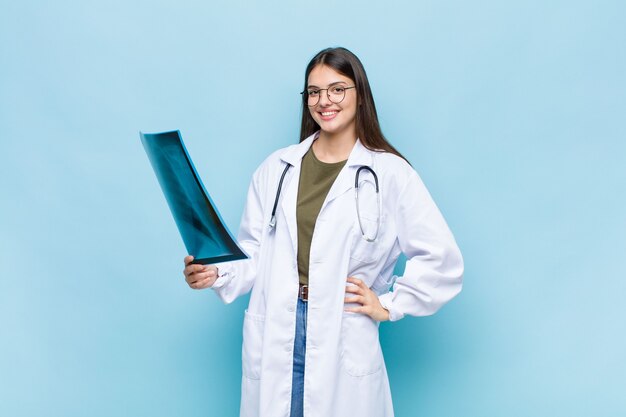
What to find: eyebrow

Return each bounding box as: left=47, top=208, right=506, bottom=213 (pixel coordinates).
left=307, top=81, right=349, bottom=89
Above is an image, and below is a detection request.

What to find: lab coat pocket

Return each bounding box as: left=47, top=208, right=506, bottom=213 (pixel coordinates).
left=349, top=213, right=386, bottom=264
left=340, top=312, right=383, bottom=377
left=242, top=309, right=265, bottom=380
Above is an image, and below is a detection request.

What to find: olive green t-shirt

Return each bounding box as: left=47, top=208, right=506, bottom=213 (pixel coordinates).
left=297, top=147, right=347, bottom=286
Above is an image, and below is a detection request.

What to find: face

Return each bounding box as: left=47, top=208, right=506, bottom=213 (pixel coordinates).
left=306, top=64, right=358, bottom=138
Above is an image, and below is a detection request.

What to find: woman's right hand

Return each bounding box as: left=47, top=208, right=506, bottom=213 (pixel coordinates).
left=183, top=256, right=219, bottom=289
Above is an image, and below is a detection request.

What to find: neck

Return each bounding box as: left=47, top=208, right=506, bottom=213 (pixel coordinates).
left=314, top=127, right=357, bottom=163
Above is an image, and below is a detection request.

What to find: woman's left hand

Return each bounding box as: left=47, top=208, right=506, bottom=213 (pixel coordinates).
left=344, top=277, right=390, bottom=322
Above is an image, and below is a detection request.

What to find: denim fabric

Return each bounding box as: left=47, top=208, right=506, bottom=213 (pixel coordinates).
left=290, top=298, right=307, bottom=417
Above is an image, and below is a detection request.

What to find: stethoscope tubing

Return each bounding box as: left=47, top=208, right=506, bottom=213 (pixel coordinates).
left=354, top=166, right=380, bottom=242
left=269, top=162, right=381, bottom=242
left=270, top=163, right=292, bottom=228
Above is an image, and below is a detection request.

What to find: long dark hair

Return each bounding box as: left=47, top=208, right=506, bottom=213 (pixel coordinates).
left=299, top=47, right=408, bottom=163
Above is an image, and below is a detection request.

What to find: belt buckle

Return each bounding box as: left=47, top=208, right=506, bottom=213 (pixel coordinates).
left=299, top=284, right=308, bottom=302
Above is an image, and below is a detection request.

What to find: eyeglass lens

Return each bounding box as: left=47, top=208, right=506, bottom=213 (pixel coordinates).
left=305, top=86, right=348, bottom=106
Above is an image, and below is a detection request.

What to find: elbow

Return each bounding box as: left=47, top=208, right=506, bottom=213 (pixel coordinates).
left=441, top=240, right=464, bottom=288
left=431, top=245, right=464, bottom=309
left=445, top=247, right=464, bottom=298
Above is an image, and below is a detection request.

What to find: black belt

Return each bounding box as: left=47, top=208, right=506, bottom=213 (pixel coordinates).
left=298, top=283, right=308, bottom=301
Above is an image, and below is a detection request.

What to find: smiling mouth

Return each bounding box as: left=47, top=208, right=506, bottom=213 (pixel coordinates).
left=319, top=110, right=339, bottom=120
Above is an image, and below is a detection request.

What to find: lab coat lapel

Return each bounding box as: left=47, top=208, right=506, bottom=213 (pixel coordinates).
left=280, top=167, right=299, bottom=256
left=277, top=135, right=374, bottom=253
left=278, top=134, right=317, bottom=256
left=320, top=138, right=373, bottom=213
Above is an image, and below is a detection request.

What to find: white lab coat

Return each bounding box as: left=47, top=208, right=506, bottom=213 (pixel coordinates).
left=212, top=132, right=463, bottom=417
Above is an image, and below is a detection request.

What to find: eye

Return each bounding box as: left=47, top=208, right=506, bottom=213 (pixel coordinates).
left=331, top=86, right=345, bottom=94
left=307, top=89, right=320, bottom=96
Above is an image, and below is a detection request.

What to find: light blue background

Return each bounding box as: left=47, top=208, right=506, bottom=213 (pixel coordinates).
left=1, top=1, right=625, bottom=416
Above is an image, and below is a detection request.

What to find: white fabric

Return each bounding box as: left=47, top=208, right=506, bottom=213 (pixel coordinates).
left=213, top=132, right=464, bottom=417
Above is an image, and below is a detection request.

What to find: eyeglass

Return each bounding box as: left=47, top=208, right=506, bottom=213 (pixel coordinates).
left=300, top=85, right=356, bottom=107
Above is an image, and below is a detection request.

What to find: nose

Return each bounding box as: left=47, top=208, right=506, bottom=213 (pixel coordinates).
left=318, top=89, right=332, bottom=107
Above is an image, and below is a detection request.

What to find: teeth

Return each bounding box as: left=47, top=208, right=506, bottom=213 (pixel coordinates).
left=321, top=111, right=337, bottom=116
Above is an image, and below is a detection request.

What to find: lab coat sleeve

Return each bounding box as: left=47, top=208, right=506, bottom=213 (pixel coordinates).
left=211, top=167, right=266, bottom=304
left=378, top=170, right=464, bottom=321
left=371, top=249, right=400, bottom=296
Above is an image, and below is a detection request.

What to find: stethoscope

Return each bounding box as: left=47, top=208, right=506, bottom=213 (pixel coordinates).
left=269, top=163, right=381, bottom=242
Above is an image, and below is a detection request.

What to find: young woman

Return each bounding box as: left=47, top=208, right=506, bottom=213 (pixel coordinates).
left=183, top=47, right=463, bottom=417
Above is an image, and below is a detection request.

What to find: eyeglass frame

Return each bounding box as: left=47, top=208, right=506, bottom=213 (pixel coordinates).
left=300, top=85, right=356, bottom=107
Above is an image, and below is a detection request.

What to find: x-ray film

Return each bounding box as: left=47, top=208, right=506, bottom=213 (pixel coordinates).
left=140, top=130, right=248, bottom=264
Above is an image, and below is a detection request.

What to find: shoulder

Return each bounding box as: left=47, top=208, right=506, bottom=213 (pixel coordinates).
left=250, top=143, right=298, bottom=183
left=372, top=151, right=438, bottom=218
left=374, top=151, right=412, bottom=172
left=372, top=150, right=420, bottom=187
left=257, top=143, right=297, bottom=170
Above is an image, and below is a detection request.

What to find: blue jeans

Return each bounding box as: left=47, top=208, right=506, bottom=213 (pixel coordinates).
left=290, top=297, right=307, bottom=417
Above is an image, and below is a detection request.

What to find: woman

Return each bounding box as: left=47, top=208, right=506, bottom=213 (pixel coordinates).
left=183, top=47, right=463, bottom=417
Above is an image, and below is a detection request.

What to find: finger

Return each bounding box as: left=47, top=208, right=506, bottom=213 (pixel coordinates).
left=345, top=277, right=360, bottom=288
left=344, top=296, right=365, bottom=304
left=184, top=265, right=199, bottom=276
left=186, top=271, right=211, bottom=284
left=344, top=306, right=366, bottom=314
left=347, top=277, right=365, bottom=287
left=184, top=264, right=207, bottom=276
left=353, top=279, right=372, bottom=294
left=194, top=264, right=217, bottom=274
left=184, top=255, right=194, bottom=266
left=191, top=273, right=217, bottom=287
left=355, top=278, right=368, bottom=289
left=194, top=270, right=215, bottom=281
left=190, top=278, right=212, bottom=289
left=344, top=285, right=362, bottom=293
